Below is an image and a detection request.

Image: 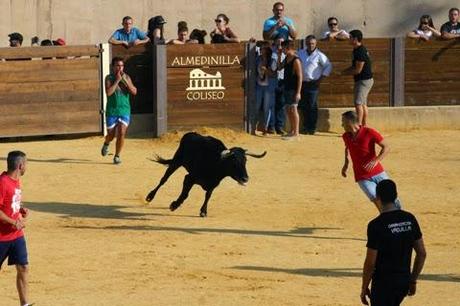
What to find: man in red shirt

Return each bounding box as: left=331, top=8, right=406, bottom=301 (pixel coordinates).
left=340, top=111, right=401, bottom=212
left=0, top=151, right=31, bottom=306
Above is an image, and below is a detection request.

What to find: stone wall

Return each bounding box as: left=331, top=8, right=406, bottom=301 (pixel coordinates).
left=0, top=0, right=455, bottom=46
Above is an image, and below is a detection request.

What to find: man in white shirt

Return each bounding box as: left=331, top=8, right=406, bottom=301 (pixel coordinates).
left=298, top=35, right=332, bottom=134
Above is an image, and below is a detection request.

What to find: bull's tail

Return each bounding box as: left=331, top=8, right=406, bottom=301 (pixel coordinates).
left=150, top=155, right=173, bottom=166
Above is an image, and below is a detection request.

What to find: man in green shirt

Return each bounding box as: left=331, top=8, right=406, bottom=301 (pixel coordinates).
left=101, top=57, right=137, bottom=164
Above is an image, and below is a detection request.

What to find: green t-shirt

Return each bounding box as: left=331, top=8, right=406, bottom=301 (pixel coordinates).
left=106, top=74, right=131, bottom=116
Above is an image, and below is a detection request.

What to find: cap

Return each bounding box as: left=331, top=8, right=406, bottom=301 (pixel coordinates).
left=53, top=38, right=66, bottom=46
left=8, top=32, right=23, bottom=43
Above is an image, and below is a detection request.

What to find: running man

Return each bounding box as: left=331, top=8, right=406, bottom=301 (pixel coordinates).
left=340, top=111, right=401, bottom=212
left=0, top=151, right=31, bottom=306
left=101, top=57, right=137, bottom=164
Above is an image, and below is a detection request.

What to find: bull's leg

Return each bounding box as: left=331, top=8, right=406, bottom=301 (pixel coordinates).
left=170, top=174, right=194, bottom=211
left=145, top=163, right=180, bottom=202
left=199, top=189, right=214, bottom=217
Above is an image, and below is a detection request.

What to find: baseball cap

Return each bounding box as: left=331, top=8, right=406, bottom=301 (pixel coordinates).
left=53, top=38, right=66, bottom=46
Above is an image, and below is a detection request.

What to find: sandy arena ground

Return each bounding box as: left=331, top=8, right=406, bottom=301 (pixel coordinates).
left=0, top=128, right=459, bottom=306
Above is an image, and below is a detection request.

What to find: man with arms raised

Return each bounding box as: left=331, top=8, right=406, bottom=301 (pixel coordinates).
left=361, top=179, right=426, bottom=306
left=263, top=2, right=297, bottom=41
left=101, top=57, right=137, bottom=164
left=0, top=151, right=31, bottom=306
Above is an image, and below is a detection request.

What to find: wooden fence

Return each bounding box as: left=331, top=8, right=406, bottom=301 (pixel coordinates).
left=1, top=39, right=459, bottom=138
left=0, top=45, right=102, bottom=137
left=317, top=39, right=391, bottom=107
left=404, top=39, right=460, bottom=106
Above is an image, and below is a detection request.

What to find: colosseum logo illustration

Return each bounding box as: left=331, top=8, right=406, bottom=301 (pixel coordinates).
left=186, top=68, right=225, bottom=101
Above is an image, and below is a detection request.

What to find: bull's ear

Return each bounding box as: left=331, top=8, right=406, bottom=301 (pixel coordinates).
left=220, top=149, right=232, bottom=159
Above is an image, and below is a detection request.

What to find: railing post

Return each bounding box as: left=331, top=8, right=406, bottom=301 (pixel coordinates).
left=391, top=37, right=405, bottom=107
left=153, top=44, right=167, bottom=137
left=100, top=43, right=111, bottom=136
left=245, top=42, right=257, bottom=133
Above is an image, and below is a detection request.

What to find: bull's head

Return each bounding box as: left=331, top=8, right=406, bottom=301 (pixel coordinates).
left=220, top=148, right=267, bottom=186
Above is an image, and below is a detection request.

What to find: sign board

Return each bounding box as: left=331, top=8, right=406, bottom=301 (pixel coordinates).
left=166, top=43, right=246, bottom=129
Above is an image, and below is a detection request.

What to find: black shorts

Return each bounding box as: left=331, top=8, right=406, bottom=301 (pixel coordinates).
left=0, top=236, right=28, bottom=267
left=371, top=278, right=409, bottom=306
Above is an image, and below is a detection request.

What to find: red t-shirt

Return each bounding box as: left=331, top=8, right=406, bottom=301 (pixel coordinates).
left=342, top=126, right=385, bottom=181
left=0, top=172, right=24, bottom=241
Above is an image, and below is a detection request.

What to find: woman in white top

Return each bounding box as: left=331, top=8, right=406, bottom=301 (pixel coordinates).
left=407, top=15, right=441, bottom=41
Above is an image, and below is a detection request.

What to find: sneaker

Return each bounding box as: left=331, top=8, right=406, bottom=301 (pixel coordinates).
left=101, top=143, right=109, bottom=156
left=266, top=128, right=276, bottom=134
left=282, top=134, right=299, bottom=141
left=113, top=155, right=121, bottom=164
left=275, top=128, right=286, bottom=135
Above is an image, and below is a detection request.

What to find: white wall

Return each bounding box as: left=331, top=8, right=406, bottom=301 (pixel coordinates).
left=0, top=0, right=455, bottom=46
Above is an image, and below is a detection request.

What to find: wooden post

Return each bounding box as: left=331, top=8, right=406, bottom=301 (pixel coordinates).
left=153, top=44, right=167, bottom=137
left=391, top=37, right=405, bottom=106
left=100, top=43, right=111, bottom=136
left=245, top=42, right=257, bottom=133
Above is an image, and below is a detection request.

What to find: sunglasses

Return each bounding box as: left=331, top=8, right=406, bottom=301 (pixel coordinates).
left=329, top=23, right=338, bottom=26
left=215, top=19, right=223, bottom=23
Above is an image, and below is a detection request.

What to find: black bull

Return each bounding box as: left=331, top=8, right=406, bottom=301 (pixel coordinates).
left=145, top=132, right=266, bottom=217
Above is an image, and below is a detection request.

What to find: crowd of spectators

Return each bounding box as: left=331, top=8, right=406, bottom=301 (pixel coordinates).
left=4, top=3, right=460, bottom=138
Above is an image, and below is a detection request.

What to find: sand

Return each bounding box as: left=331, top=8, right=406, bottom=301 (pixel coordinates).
left=0, top=128, right=459, bottom=306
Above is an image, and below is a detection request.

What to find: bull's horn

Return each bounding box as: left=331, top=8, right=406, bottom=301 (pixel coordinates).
left=220, top=149, right=232, bottom=159
left=245, top=150, right=267, bottom=158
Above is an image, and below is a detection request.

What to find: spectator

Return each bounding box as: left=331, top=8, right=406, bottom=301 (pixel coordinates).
left=342, top=29, right=373, bottom=126
left=40, top=39, right=53, bottom=46
left=361, top=180, right=426, bottom=306
left=278, top=40, right=302, bottom=139
left=263, top=2, right=297, bottom=41
left=298, top=35, right=332, bottom=135
left=407, top=15, right=441, bottom=41
left=252, top=44, right=276, bottom=135
left=148, top=15, right=166, bottom=44
left=168, top=21, right=194, bottom=45
left=8, top=32, right=23, bottom=47
left=101, top=57, right=137, bottom=165
left=440, top=8, right=460, bottom=40
left=340, top=110, right=401, bottom=212
left=268, top=35, right=287, bottom=135
left=210, top=14, right=239, bottom=43
left=189, top=29, right=207, bottom=44
left=322, top=17, right=350, bottom=41
left=31, top=36, right=40, bottom=46
left=109, top=16, right=150, bottom=47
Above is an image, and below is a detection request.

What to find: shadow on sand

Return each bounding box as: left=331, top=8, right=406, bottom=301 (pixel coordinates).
left=231, top=265, right=460, bottom=283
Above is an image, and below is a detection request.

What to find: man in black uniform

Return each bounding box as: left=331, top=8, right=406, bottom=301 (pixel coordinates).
left=361, top=180, right=426, bottom=306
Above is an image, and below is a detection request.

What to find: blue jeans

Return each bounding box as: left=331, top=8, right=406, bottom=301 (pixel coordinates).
left=254, top=84, right=275, bottom=130
left=358, top=172, right=402, bottom=208
left=269, top=80, right=286, bottom=130
left=299, top=82, right=319, bottom=132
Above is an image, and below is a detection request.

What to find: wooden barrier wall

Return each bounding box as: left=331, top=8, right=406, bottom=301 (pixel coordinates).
left=166, top=43, right=246, bottom=129
left=0, top=45, right=101, bottom=137
left=317, top=39, right=392, bottom=108
left=404, top=39, right=460, bottom=106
